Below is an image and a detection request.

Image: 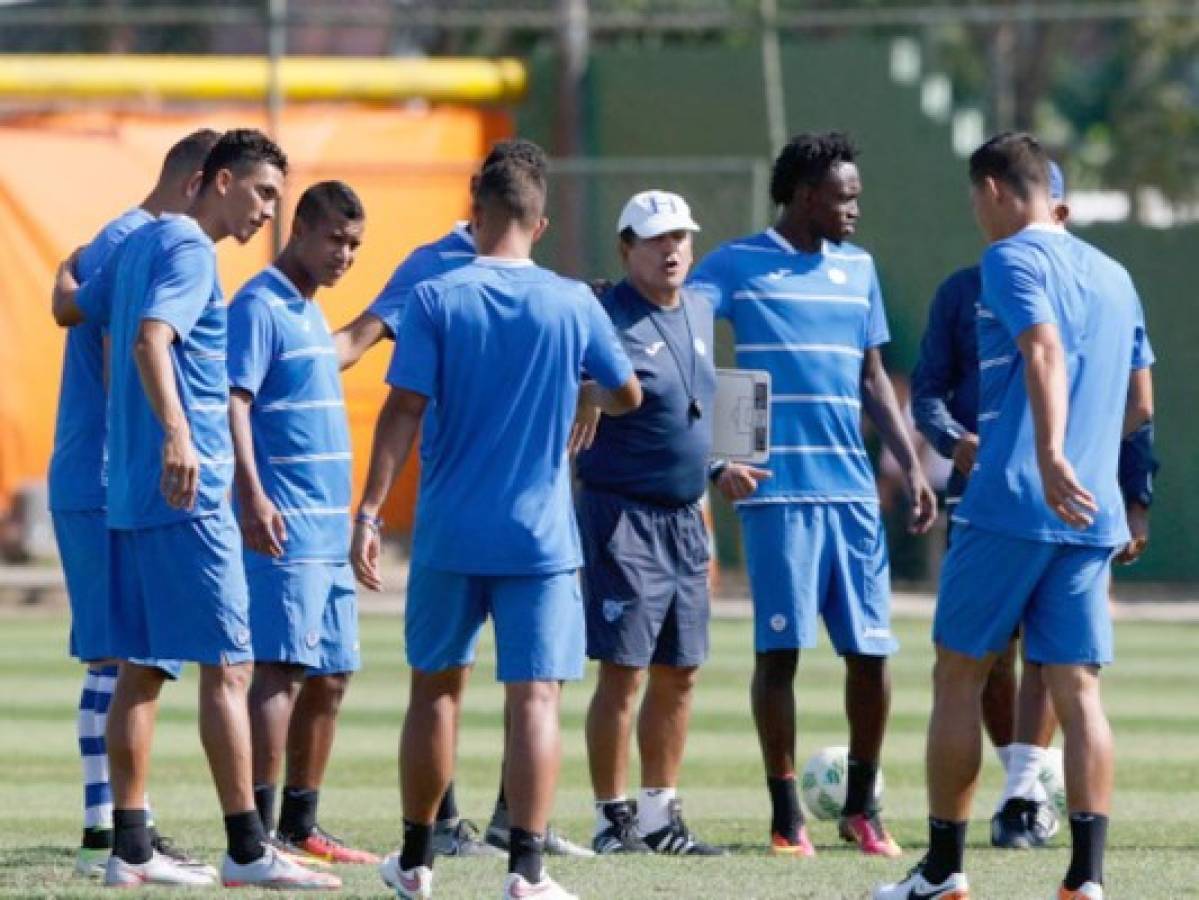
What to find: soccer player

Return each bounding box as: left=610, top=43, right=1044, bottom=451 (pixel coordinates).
left=577, top=189, right=757, bottom=857
left=875, top=132, right=1150, bottom=900
left=226, top=180, right=378, bottom=865
left=912, top=162, right=1158, bottom=851
left=335, top=139, right=592, bottom=861
left=357, top=144, right=640, bottom=900
left=51, top=129, right=337, bottom=890
left=49, top=128, right=220, bottom=878
left=688, top=131, right=937, bottom=858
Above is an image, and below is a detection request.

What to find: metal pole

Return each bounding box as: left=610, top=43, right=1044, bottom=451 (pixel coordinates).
left=267, top=0, right=286, bottom=255
left=760, top=0, right=787, bottom=157
left=554, top=0, right=588, bottom=276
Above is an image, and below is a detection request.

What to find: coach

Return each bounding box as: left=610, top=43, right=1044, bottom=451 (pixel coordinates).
left=576, top=190, right=758, bottom=857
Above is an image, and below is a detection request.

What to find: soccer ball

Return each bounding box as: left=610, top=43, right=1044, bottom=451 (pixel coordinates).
left=800, top=746, right=885, bottom=821
left=1038, top=747, right=1067, bottom=816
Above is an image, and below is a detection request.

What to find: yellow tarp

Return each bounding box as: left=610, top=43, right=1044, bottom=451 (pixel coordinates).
left=0, top=104, right=511, bottom=530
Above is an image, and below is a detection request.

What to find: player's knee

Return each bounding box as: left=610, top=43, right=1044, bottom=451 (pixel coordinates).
left=201, top=660, right=253, bottom=695
left=310, top=673, right=351, bottom=710
left=932, top=646, right=990, bottom=696
left=595, top=662, right=644, bottom=707
left=649, top=663, right=698, bottom=695
left=754, top=649, right=799, bottom=686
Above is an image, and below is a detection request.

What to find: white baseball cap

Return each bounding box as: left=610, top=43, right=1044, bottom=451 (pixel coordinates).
left=617, top=189, right=700, bottom=239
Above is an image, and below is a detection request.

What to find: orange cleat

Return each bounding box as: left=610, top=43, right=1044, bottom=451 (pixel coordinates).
left=277, top=826, right=380, bottom=865
left=769, top=826, right=816, bottom=857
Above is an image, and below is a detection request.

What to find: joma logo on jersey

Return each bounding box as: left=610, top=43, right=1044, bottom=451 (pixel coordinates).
left=763, top=268, right=792, bottom=281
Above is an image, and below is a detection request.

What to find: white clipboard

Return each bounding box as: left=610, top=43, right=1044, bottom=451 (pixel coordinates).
left=712, top=368, right=771, bottom=463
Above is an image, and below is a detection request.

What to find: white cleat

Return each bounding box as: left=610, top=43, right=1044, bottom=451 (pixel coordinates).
left=220, top=843, right=341, bottom=890
left=873, top=867, right=970, bottom=899
left=379, top=853, right=433, bottom=898
left=103, top=850, right=217, bottom=887
left=1057, top=881, right=1105, bottom=900
left=501, top=871, right=579, bottom=900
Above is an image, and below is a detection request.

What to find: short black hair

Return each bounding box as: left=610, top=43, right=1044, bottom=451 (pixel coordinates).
left=482, top=138, right=547, bottom=173
left=475, top=140, right=548, bottom=227
left=161, top=128, right=221, bottom=180
left=969, top=132, right=1049, bottom=202
left=770, top=131, right=858, bottom=206
left=199, top=128, right=288, bottom=189
left=295, top=180, right=365, bottom=227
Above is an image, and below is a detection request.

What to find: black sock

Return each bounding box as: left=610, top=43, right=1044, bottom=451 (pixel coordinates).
left=766, top=775, right=804, bottom=839
left=277, top=786, right=319, bottom=840
left=436, top=782, right=459, bottom=823
left=1064, top=813, right=1108, bottom=890
left=924, top=817, right=967, bottom=884
left=254, top=784, right=278, bottom=835
left=508, top=827, right=544, bottom=882
left=82, top=826, right=113, bottom=850
left=224, top=810, right=267, bottom=865
left=112, top=809, right=152, bottom=865
left=843, top=757, right=879, bottom=817
left=399, top=820, right=434, bottom=871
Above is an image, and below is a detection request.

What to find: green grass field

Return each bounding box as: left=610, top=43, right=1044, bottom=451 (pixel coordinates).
left=0, top=611, right=1195, bottom=898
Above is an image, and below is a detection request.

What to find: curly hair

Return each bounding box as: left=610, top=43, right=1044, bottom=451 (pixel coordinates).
left=769, top=131, right=858, bottom=206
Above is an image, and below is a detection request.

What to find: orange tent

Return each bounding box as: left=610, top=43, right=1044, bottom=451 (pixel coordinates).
left=0, top=104, right=511, bottom=531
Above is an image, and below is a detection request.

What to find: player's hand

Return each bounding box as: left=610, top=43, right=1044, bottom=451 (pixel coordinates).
left=351, top=519, right=383, bottom=591
left=56, top=248, right=84, bottom=290
left=569, top=391, right=603, bottom=456
left=716, top=464, right=770, bottom=501
left=238, top=489, right=287, bottom=557
left=160, top=428, right=199, bottom=510
left=904, top=468, right=938, bottom=534
left=952, top=432, right=979, bottom=476
left=1039, top=453, right=1098, bottom=529
left=1115, top=501, right=1150, bottom=565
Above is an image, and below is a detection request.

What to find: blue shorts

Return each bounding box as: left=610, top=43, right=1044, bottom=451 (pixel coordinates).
left=247, top=561, right=360, bottom=675
left=405, top=564, right=585, bottom=683
left=578, top=489, right=710, bottom=668
left=934, top=525, right=1115, bottom=666
left=740, top=502, right=897, bottom=656
left=52, top=510, right=181, bottom=678
left=109, top=506, right=252, bottom=666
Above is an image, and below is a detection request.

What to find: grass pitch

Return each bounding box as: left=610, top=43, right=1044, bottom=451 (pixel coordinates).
left=0, top=611, right=1195, bottom=898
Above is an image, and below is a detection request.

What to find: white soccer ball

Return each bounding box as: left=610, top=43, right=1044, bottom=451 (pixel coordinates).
left=1038, top=746, right=1067, bottom=816
left=800, top=745, right=885, bottom=821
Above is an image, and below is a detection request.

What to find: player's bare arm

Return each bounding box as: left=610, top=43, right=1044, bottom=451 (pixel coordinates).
left=332, top=309, right=390, bottom=370
left=132, top=319, right=199, bottom=511
left=860, top=348, right=937, bottom=533
left=1017, top=322, right=1097, bottom=529
left=50, top=249, right=86, bottom=326
left=568, top=376, right=643, bottom=455
left=351, top=386, right=428, bottom=590
left=228, top=389, right=287, bottom=557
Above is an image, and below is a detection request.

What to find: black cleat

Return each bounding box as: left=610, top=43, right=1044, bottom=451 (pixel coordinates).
left=591, top=801, right=651, bottom=855
left=642, top=799, right=727, bottom=856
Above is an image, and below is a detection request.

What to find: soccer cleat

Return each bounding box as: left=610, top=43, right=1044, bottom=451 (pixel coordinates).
left=104, top=850, right=217, bottom=887
left=432, top=817, right=504, bottom=858
left=1027, top=799, right=1060, bottom=847
left=769, top=826, right=815, bottom=857
left=1058, top=882, right=1104, bottom=900
left=276, top=824, right=380, bottom=864
left=486, top=808, right=593, bottom=858
left=150, top=832, right=219, bottom=878
left=591, top=801, right=652, bottom=855
left=220, top=843, right=341, bottom=890
left=75, top=846, right=109, bottom=878
left=641, top=799, right=727, bottom=856
left=991, top=798, right=1034, bottom=849
left=266, top=832, right=334, bottom=868
left=501, top=871, right=578, bottom=900
left=840, top=810, right=903, bottom=858
left=379, top=855, right=434, bottom=899
left=544, top=826, right=594, bottom=858
left=873, top=861, right=970, bottom=899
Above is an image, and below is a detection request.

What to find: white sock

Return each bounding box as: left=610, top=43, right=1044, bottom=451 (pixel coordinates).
left=594, top=797, right=625, bottom=835
left=636, top=787, right=676, bottom=837
left=79, top=668, right=113, bottom=830
left=997, top=743, right=1046, bottom=812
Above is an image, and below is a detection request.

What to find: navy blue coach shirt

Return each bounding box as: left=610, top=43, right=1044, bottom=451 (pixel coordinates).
left=577, top=280, right=717, bottom=507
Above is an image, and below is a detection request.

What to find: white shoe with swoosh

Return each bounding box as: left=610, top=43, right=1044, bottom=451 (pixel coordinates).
left=501, top=871, right=578, bottom=900
left=379, top=853, right=433, bottom=898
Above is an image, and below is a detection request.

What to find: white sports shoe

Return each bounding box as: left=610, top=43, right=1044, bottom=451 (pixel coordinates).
left=501, top=871, right=578, bottom=900
left=379, top=853, right=433, bottom=898
left=1057, top=881, right=1105, bottom=899
left=220, top=843, right=341, bottom=890
left=103, top=850, right=217, bottom=887
left=873, top=867, right=970, bottom=899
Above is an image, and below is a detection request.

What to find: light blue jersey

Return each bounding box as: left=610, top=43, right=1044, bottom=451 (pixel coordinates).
left=388, top=257, right=633, bottom=576
left=76, top=215, right=233, bottom=529
left=688, top=228, right=889, bottom=504
left=49, top=207, right=154, bottom=511
left=367, top=222, right=475, bottom=336
left=956, top=224, right=1144, bottom=547
left=227, top=267, right=352, bottom=568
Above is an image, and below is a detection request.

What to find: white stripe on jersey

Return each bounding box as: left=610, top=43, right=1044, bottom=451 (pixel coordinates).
left=266, top=452, right=352, bottom=464
left=980, top=355, right=1014, bottom=370
left=276, top=506, right=350, bottom=517
left=733, top=291, right=869, bottom=307
left=278, top=346, right=338, bottom=361
left=735, top=342, right=864, bottom=358
left=773, top=394, right=862, bottom=407
left=259, top=399, right=345, bottom=413
left=769, top=445, right=870, bottom=456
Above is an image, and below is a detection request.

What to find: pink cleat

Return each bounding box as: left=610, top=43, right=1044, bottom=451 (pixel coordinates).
left=839, top=812, right=903, bottom=858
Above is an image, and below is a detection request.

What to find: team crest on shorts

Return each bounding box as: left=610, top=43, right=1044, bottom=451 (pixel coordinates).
left=234, top=628, right=251, bottom=648
left=602, top=599, right=626, bottom=623
left=305, top=630, right=319, bottom=649
left=770, top=613, right=787, bottom=633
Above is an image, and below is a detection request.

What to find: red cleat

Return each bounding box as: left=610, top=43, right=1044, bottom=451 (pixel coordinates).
left=279, top=826, right=380, bottom=865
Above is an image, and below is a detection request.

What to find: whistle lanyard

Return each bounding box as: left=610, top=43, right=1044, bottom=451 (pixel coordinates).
left=645, top=294, right=702, bottom=421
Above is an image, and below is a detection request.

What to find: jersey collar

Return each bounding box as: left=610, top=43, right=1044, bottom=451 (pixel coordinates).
left=765, top=227, right=832, bottom=256
left=266, top=265, right=306, bottom=300
left=474, top=256, right=535, bottom=268
left=452, top=220, right=476, bottom=250
left=1021, top=222, right=1068, bottom=235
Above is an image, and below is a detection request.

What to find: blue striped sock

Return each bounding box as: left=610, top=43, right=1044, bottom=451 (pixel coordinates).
left=78, top=666, right=116, bottom=830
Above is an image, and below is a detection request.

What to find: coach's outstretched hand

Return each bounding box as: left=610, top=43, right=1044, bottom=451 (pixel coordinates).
left=351, top=519, right=383, bottom=591
left=1039, top=454, right=1098, bottom=529
left=716, top=464, right=771, bottom=502
left=160, top=428, right=199, bottom=510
